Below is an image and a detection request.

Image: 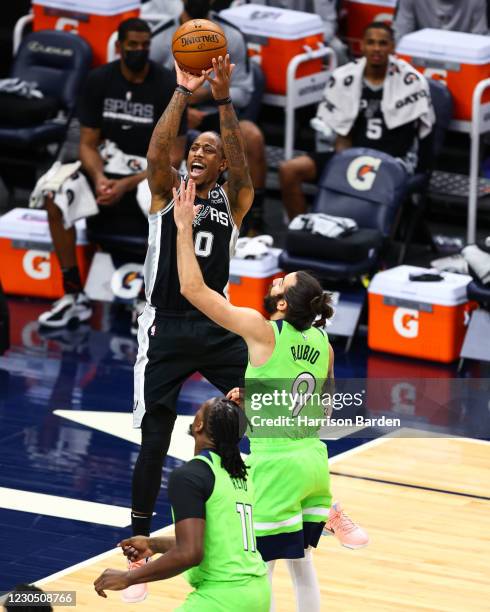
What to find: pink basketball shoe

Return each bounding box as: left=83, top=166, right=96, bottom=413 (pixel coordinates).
left=323, top=502, right=369, bottom=549
left=121, top=558, right=149, bottom=603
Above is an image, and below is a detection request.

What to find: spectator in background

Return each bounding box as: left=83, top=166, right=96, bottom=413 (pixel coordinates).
left=150, top=0, right=267, bottom=235
left=238, top=0, right=348, bottom=64
left=37, top=18, right=186, bottom=329
left=394, top=0, right=488, bottom=44
left=279, top=22, right=434, bottom=220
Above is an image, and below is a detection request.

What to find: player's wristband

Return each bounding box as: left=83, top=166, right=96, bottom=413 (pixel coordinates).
left=175, top=85, right=192, bottom=97
left=215, top=96, right=232, bottom=106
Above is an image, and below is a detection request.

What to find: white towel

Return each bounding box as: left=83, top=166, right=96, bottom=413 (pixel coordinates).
left=29, top=161, right=98, bottom=229
left=315, top=55, right=434, bottom=139
left=462, top=245, right=490, bottom=286
left=289, top=213, right=358, bottom=238
left=29, top=141, right=147, bottom=228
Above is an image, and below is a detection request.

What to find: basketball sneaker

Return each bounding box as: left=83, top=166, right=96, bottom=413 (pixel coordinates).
left=323, top=502, right=369, bottom=549
left=121, top=557, right=149, bottom=603
left=38, top=293, right=92, bottom=328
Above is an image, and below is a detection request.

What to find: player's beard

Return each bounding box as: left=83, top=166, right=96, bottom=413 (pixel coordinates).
left=263, top=291, right=281, bottom=316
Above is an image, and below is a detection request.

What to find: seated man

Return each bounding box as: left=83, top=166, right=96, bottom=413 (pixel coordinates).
left=394, top=0, right=488, bottom=44
left=279, top=22, right=434, bottom=220
left=150, top=0, right=267, bottom=234
left=37, top=18, right=186, bottom=328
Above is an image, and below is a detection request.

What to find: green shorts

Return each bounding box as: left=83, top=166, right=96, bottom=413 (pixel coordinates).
left=175, top=575, right=271, bottom=612
left=249, top=438, right=331, bottom=539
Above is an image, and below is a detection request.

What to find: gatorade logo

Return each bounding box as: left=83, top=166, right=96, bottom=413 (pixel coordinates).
left=111, top=263, right=144, bottom=300
left=23, top=250, right=51, bottom=280
left=423, top=68, right=448, bottom=85
left=55, top=17, right=79, bottom=34
left=390, top=382, right=416, bottom=416
left=347, top=156, right=382, bottom=191
left=393, top=307, right=419, bottom=338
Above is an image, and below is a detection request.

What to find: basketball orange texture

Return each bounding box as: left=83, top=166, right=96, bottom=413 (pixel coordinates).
left=172, top=19, right=228, bottom=75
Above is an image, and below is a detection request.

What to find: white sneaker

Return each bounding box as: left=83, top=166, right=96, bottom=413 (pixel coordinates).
left=38, top=293, right=92, bottom=328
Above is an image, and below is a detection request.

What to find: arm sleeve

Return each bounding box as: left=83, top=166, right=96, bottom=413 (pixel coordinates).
left=393, top=0, right=416, bottom=45
left=472, top=0, right=488, bottom=35
left=167, top=460, right=215, bottom=522
left=78, top=68, right=105, bottom=129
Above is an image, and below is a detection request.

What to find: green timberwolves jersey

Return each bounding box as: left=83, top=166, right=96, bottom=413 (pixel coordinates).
left=245, top=320, right=330, bottom=446
left=185, top=452, right=267, bottom=588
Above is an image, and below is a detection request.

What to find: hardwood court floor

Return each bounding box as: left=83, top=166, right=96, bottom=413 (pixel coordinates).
left=39, top=435, right=490, bottom=611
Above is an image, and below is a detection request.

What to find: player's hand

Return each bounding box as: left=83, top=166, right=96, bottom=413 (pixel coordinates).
left=175, top=60, right=210, bottom=92
left=226, top=387, right=243, bottom=408
left=94, top=568, right=130, bottom=598
left=204, top=55, right=235, bottom=100
left=119, top=536, right=154, bottom=562
left=173, top=178, right=202, bottom=230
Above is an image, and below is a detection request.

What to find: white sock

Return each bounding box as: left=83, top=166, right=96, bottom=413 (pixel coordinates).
left=286, top=548, right=321, bottom=612
left=267, top=560, right=276, bottom=612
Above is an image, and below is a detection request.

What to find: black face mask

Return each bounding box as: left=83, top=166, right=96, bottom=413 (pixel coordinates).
left=123, top=49, right=149, bottom=73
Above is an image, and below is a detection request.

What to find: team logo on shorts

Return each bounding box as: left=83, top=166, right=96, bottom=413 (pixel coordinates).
left=346, top=155, right=382, bottom=191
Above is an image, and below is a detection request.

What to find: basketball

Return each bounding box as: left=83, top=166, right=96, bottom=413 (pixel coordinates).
left=172, top=19, right=228, bottom=75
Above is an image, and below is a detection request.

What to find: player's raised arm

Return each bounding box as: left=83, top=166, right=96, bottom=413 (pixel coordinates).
left=204, top=55, right=254, bottom=227
left=174, top=178, right=270, bottom=344
left=146, top=63, right=207, bottom=214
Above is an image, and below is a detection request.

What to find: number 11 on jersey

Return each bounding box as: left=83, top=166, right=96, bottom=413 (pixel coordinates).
left=236, top=502, right=257, bottom=552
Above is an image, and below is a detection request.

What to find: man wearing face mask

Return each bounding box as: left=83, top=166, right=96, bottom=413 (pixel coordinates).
left=38, top=18, right=186, bottom=330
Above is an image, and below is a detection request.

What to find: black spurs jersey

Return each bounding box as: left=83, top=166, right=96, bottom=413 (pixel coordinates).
left=144, top=182, right=238, bottom=312
left=351, top=81, right=418, bottom=161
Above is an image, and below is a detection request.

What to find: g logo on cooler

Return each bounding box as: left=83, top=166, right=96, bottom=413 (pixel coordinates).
left=393, top=307, right=419, bottom=338
left=346, top=156, right=382, bottom=191
left=111, top=263, right=144, bottom=299
left=23, top=250, right=51, bottom=280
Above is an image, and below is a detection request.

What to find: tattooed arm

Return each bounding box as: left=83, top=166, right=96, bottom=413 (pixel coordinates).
left=205, top=55, right=254, bottom=227
left=147, top=63, right=207, bottom=214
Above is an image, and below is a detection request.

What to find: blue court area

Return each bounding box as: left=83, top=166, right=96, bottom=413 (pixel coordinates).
left=0, top=297, right=486, bottom=594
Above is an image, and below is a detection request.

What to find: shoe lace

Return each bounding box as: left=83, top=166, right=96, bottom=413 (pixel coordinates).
left=330, top=509, right=357, bottom=534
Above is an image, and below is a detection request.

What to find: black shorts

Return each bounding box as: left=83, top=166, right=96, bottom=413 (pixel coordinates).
left=133, top=307, right=247, bottom=426
left=306, top=150, right=334, bottom=177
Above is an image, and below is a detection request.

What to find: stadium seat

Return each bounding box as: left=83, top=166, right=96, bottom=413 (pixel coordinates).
left=279, top=147, right=408, bottom=280
left=0, top=30, right=92, bottom=194
left=398, top=80, right=454, bottom=262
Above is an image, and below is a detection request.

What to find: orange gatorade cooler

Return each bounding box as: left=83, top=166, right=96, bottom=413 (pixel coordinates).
left=368, top=265, right=473, bottom=363
left=220, top=4, right=324, bottom=95
left=396, top=29, right=490, bottom=123
left=228, top=248, right=283, bottom=316
left=0, top=208, right=92, bottom=299
left=341, top=0, right=396, bottom=57
left=32, top=0, right=140, bottom=66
